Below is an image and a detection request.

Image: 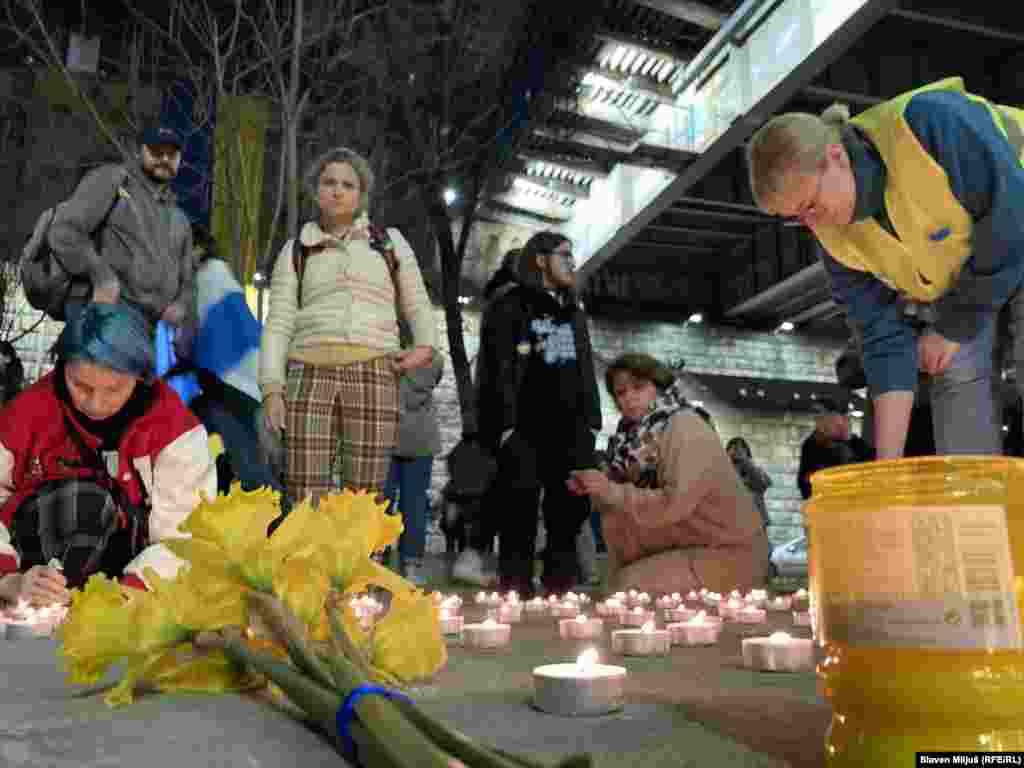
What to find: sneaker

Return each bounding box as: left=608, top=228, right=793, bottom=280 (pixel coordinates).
left=402, top=559, right=429, bottom=588
left=451, top=548, right=497, bottom=587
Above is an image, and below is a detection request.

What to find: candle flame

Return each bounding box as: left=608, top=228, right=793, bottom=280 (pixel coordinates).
left=477, top=591, right=486, bottom=600
left=699, top=588, right=708, bottom=596
left=688, top=591, right=699, bottom=599
left=440, top=609, right=450, bottom=619
left=565, top=592, right=578, bottom=601
left=796, top=589, right=808, bottom=596
left=577, top=648, right=599, bottom=671
left=769, top=632, right=792, bottom=642
left=638, top=592, right=650, bottom=601
left=575, top=614, right=588, bottom=623
left=507, top=591, right=519, bottom=603
left=690, top=611, right=707, bottom=624
left=640, top=621, right=656, bottom=633
left=490, top=592, right=500, bottom=601
left=612, top=592, right=627, bottom=601
left=482, top=618, right=498, bottom=627
left=670, top=592, right=681, bottom=601
left=633, top=606, right=644, bottom=614
left=531, top=597, right=544, bottom=605
left=548, top=595, right=558, bottom=604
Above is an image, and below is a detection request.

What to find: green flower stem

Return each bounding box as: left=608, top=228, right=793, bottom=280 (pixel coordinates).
left=493, top=749, right=593, bottom=768
left=246, top=592, right=336, bottom=692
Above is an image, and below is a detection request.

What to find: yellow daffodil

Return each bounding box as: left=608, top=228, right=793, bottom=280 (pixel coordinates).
left=273, top=556, right=330, bottom=631
left=179, top=483, right=282, bottom=562
left=313, top=491, right=404, bottom=588
left=57, top=574, right=141, bottom=685
left=368, top=590, right=446, bottom=685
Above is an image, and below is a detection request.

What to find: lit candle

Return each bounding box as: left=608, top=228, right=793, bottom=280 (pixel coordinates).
left=505, top=591, right=519, bottom=604
left=686, top=590, right=701, bottom=605
left=532, top=649, right=627, bottom=717
left=559, top=614, right=604, bottom=640
left=766, top=595, right=793, bottom=612
left=729, top=589, right=743, bottom=601
left=656, top=594, right=681, bottom=611
left=611, top=620, right=671, bottom=656
left=438, top=596, right=463, bottom=616
left=663, top=606, right=697, bottom=624
left=741, top=631, right=815, bottom=672
left=564, top=592, right=580, bottom=603
left=462, top=617, right=512, bottom=649
left=718, top=598, right=745, bottom=621
left=735, top=605, right=767, bottom=624
left=611, top=592, right=628, bottom=603
left=793, top=610, right=812, bottom=627
left=576, top=593, right=591, bottom=605
left=438, top=608, right=464, bottom=637
left=620, top=606, right=655, bottom=627
left=702, top=591, right=721, bottom=608
left=492, top=601, right=522, bottom=624
left=596, top=598, right=625, bottom=620
left=745, top=590, right=768, bottom=609
left=431, top=591, right=446, bottom=605
left=669, top=611, right=724, bottom=646
left=550, top=601, right=579, bottom=619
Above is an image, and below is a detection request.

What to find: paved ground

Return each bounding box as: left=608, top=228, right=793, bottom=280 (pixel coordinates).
left=0, top=556, right=830, bottom=767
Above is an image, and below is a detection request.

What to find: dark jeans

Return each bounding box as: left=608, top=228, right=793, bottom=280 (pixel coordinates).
left=474, top=428, right=594, bottom=596
left=384, top=455, right=434, bottom=563
left=193, top=398, right=282, bottom=493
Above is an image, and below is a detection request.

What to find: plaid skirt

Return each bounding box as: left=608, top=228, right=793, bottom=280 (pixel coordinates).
left=11, top=478, right=143, bottom=589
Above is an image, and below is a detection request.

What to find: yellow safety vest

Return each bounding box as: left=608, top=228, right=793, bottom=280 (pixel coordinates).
left=814, top=77, right=1024, bottom=302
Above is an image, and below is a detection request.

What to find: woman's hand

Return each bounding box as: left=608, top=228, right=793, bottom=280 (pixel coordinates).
left=567, top=469, right=610, bottom=499
left=393, top=345, right=434, bottom=373
left=15, top=566, right=70, bottom=605
left=264, top=393, right=286, bottom=434
left=918, top=331, right=960, bottom=375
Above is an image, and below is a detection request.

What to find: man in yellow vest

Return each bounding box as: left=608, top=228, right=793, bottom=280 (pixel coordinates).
left=746, top=77, right=1024, bottom=458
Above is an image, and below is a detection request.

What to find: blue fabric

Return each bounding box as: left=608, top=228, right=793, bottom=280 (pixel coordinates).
left=154, top=321, right=201, bottom=403
left=336, top=685, right=412, bottom=764
left=384, top=456, right=433, bottom=561
left=58, top=303, right=155, bottom=378
left=825, top=89, right=1024, bottom=396
left=193, top=292, right=262, bottom=378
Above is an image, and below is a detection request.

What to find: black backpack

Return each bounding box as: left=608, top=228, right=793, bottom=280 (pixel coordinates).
left=20, top=175, right=124, bottom=322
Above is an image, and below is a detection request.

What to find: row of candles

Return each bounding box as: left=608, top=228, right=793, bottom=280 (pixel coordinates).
left=427, top=588, right=816, bottom=718
left=1, top=600, right=68, bottom=640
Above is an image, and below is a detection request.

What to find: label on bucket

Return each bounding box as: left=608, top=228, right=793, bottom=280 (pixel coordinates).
left=817, top=505, right=1022, bottom=649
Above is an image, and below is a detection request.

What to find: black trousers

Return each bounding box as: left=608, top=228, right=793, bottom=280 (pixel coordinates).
left=473, top=427, right=594, bottom=596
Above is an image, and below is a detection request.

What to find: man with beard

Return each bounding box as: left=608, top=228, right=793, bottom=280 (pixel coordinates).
left=48, top=122, right=194, bottom=332
left=454, top=233, right=602, bottom=596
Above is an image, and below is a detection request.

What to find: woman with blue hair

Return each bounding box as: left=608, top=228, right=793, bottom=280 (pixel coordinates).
left=0, top=303, right=216, bottom=605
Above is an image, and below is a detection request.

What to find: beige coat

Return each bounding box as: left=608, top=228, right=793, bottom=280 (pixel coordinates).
left=596, top=410, right=770, bottom=594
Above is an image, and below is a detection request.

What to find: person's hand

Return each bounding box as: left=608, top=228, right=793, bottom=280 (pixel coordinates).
left=161, top=301, right=187, bottom=327
left=918, top=332, right=960, bottom=375
left=264, top=393, right=286, bottom=434
left=17, top=565, right=69, bottom=606
left=393, top=345, right=434, bottom=373
left=91, top=280, right=120, bottom=305
left=567, top=469, right=610, bottom=499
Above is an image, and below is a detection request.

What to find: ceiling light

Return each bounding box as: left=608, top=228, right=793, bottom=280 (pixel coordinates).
left=443, top=188, right=458, bottom=205
left=851, top=410, right=865, bottom=418
left=688, top=313, right=703, bottom=324
left=778, top=321, right=795, bottom=332
left=691, top=400, right=704, bottom=408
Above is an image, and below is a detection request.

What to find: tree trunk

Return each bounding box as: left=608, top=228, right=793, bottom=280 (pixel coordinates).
left=424, top=186, right=476, bottom=436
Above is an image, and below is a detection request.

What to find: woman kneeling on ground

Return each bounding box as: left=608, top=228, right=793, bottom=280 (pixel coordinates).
left=0, top=303, right=217, bottom=605
left=568, top=353, right=770, bottom=594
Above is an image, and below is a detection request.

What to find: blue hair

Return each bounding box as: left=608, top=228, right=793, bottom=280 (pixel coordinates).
left=57, top=303, right=155, bottom=379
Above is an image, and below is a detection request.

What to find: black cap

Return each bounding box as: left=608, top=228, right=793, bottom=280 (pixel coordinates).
left=139, top=123, right=183, bottom=149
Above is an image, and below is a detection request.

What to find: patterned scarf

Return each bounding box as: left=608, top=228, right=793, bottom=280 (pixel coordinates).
left=605, top=377, right=689, bottom=489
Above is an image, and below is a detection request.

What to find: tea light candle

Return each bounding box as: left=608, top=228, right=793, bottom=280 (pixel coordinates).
left=741, top=632, right=814, bottom=672
left=559, top=614, right=604, bottom=640
left=670, top=611, right=724, bottom=646
left=664, top=606, right=697, bottom=624
left=475, top=591, right=503, bottom=607
left=490, top=601, right=522, bottom=624
left=718, top=598, right=745, bottom=621
left=626, top=589, right=639, bottom=606
left=735, top=605, right=767, bottom=624
left=745, top=589, right=768, bottom=608
left=766, top=595, right=792, bottom=612
left=702, top=591, right=722, bottom=608
left=550, top=601, right=580, bottom=619
left=793, top=610, right=812, bottom=627
left=791, top=589, right=810, bottom=612
left=532, top=649, right=627, bottom=717
left=431, top=591, right=446, bottom=606
left=634, top=592, right=652, bottom=607
left=438, top=609, right=464, bottom=637
left=611, top=591, right=628, bottom=603
left=595, top=598, right=625, bottom=619
left=656, top=594, right=681, bottom=611
left=612, top=621, right=671, bottom=656
left=463, top=618, right=511, bottom=649
left=438, top=596, right=462, bottom=616
left=525, top=597, right=549, bottom=619
left=620, top=607, right=655, bottom=627
left=564, top=592, right=581, bottom=603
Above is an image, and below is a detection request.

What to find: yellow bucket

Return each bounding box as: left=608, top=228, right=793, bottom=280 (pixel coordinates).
left=805, top=457, right=1024, bottom=764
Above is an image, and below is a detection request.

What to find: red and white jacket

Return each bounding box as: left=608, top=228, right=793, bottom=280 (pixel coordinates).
left=0, top=372, right=216, bottom=589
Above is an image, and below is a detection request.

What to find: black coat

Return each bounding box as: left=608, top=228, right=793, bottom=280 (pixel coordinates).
left=797, top=432, right=874, bottom=500
left=474, top=271, right=601, bottom=456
